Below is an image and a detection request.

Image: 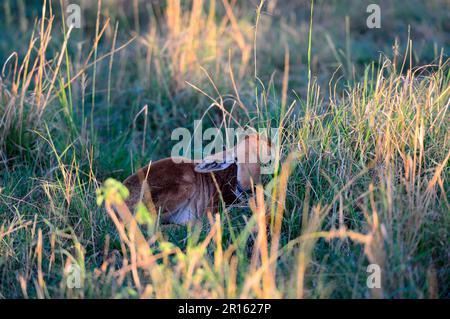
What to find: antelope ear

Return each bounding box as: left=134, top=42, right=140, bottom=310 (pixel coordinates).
left=194, top=160, right=233, bottom=173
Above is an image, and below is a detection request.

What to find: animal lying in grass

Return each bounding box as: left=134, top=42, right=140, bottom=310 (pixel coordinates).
left=123, top=134, right=274, bottom=225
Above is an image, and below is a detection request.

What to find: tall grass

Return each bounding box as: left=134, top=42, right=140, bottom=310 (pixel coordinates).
left=0, top=0, right=448, bottom=298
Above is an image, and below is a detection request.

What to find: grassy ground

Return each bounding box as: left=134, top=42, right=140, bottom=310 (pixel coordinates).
left=0, top=0, right=449, bottom=298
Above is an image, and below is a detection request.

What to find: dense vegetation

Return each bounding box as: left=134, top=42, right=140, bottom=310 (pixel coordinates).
left=0, top=0, right=448, bottom=298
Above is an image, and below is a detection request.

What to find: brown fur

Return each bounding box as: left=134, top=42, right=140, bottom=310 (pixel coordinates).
left=123, top=134, right=273, bottom=225
left=123, top=159, right=239, bottom=224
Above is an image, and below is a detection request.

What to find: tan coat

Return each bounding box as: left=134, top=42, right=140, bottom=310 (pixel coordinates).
left=123, top=134, right=273, bottom=224
left=123, top=159, right=240, bottom=224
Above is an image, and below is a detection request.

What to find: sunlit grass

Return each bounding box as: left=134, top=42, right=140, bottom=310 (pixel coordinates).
left=0, top=0, right=448, bottom=298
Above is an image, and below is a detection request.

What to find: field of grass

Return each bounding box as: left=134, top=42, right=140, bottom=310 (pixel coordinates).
left=0, top=0, right=449, bottom=298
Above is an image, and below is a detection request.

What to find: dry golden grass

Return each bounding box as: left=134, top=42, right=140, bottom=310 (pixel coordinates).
left=0, top=0, right=448, bottom=298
